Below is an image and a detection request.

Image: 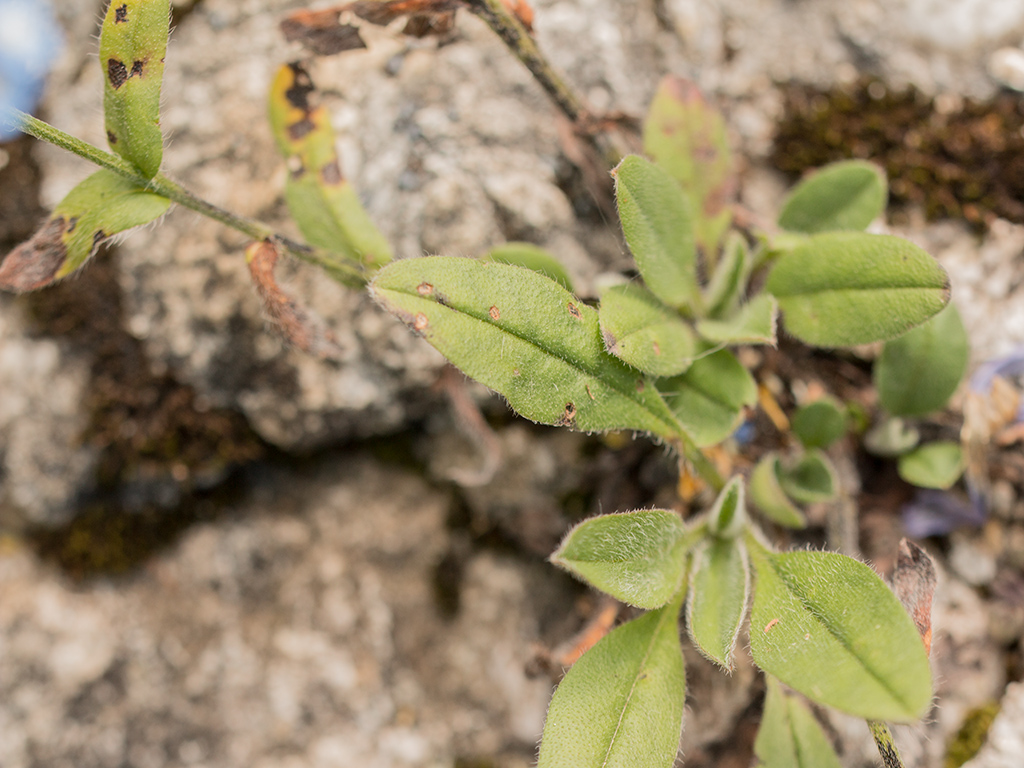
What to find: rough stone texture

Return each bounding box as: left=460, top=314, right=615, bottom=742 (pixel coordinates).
left=961, top=682, right=1024, bottom=768
left=0, top=455, right=556, bottom=768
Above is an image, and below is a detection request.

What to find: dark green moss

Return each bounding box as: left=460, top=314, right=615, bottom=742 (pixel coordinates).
left=945, top=701, right=1000, bottom=768
left=772, top=80, right=1024, bottom=229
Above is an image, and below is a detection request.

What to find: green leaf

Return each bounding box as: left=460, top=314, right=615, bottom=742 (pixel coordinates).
left=864, top=415, right=921, bottom=457
left=778, top=450, right=837, bottom=504
left=767, top=232, right=950, bottom=347
left=99, top=0, right=170, bottom=179
left=538, top=593, right=686, bottom=768
left=660, top=348, right=757, bottom=447
left=0, top=169, right=170, bottom=291
left=897, top=441, right=965, bottom=490
left=704, top=231, right=751, bottom=319
left=748, top=546, right=933, bottom=722
left=875, top=303, right=968, bottom=417
left=696, top=293, right=778, bottom=346
left=613, top=155, right=699, bottom=310
left=599, top=283, right=698, bottom=377
left=642, top=75, right=734, bottom=255
left=754, top=677, right=844, bottom=768
left=791, top=398, right=847, bottom=449
left=687, top=538, right=749, bottom=669
left=778, top=160, right=888, bottom=234
left=370, top=257, right=688, bottom=439
left=269, top=63, right=392, bottom=270
left=749, top=453, right=807, bottom=529
left=551, top=510, right=698, bottom=608
left=484, top=242, right=574, bottom=292
left=707, top=475, right=746, bottom=539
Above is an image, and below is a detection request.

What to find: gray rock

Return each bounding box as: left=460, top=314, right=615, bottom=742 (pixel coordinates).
left=961, top=682, right=1024, bottom=768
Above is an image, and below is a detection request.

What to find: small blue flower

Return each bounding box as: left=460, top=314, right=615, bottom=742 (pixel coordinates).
left=0, top=0, right=63, bottom=141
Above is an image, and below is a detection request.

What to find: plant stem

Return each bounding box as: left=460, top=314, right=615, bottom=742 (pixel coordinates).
left=868, top=721, right=907, bottom=768
left=9, top=109, right=368, bottom=287
left=462, top=0, right=632, bottom=165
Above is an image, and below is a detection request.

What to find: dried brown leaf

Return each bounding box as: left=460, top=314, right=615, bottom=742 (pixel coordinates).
left=891, top=538, right=938, bottom=655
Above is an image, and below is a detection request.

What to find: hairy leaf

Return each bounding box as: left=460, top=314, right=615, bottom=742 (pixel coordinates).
left=552, top=510, right=697, bottom=608
left=538, top=593, right=686, bottom=768
left=269, top=62, right=392, bottom=270
left=754, top=677, right=843, bottom=768
left=863, top=415, right=920, bottom=457
left=791, top=398, right=847, bottom=449
left=613, top=155, right=699, bottom=310
left=99, top=0, right=169, bottom=179
left=778, top=160, right=888, bottom=234
left=370, top=257, right=688, bottom=439
left=660, top=347, right=757, bottom=447
left=687, top=538, right=749, bottom=669
left=704, top=231, right=751, bottom=319
left=897, top=441, right=964, bottom=490
left=750, top=453, right=807, bottom=529
left=0, top=169, right=170, bottom=292
left=643, top=75, right=734, bottom=255
left=706, top=474, right=746, bottom=539
left=778, top=450, right=837, bottom=504
left=748, top=546, right=933, bottom=722
left=484, top=242, right=573, bottom=292
left=599, top=283, right=697, bottom=377
left=875, top=303, right=968, bottom=417
left=696, top=293, right=777, bottom=346
left=766, top=232, right=950, bottom=347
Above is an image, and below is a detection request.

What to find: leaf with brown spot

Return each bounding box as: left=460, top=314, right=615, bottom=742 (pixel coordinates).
left=279, top=9, right=367, bottom=56
left=99, top=0, right=170, bottom=179
left=0, top=169, right=170, bottom=292
left=245, top=240, right=345, bottom=361
left=268, top=62, right=392, bottom=272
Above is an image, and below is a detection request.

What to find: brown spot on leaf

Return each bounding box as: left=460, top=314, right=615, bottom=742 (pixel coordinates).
left=601, top=328, right=619, bottom=355
left=320, top=160, right=343, bottom=186
left=280, top=11, right=367, bottom=56
left=106, top=130, right=118, bottom=145
left=416, top=282, right=434, bottom=296
left=92, top=230, right=108, bottom=249
left=107, top=58, right=128, bottom=89
left=652, top=341, right=662, bottom=356
left=567, top=301, right=582, bottom=319
left=585, top=385, right=596, bottom=401
left=66, top=216, right=79, bottom=234
left=287, top=118, right=316, bottom=142
left=763, top=618, right=779, bottom=633
left=0, top=216, right=69, bottom=292
left=131, top=60, right=145, bottom=78
left=555, top=401, right=577, bottom=427
left=413, top=312, right=429, bottom=331
left=246, top=240, right=344, bottom=361
left=488, top=305, right=500, bottom=320
left=283, top=62, right=316, bottom=111
left=286, top=155, right=305, bottom=179
left=114, top=4, right=128, bottom=23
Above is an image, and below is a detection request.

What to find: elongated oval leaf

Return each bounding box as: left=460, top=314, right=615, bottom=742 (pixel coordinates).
left=897, top=441, right=964, bottom=490
left=538, top=594, right=686, bottom=768
left=613, top=155, right=699, bottom=310
left=778, top=160, right=887, bottom=234
left=875, top=303, right=968, bottom=417
left=370, top=257, right=687, bottom=439
left=99, top=0, right=169, bottom=179
left=707, top=475, right=746, bottom=539
left=748, top=546, right=933, bottom=722
left=642, top=75, right=734, bottom=255
left=778, top=449, right=837, bottom=504
left=687, top=538, right=749, bottom=669
left=766, top=232, right=950, bottom=347
left=750, top=453, right=807, bottom=529
left=552, top=510, right=697, bottom=608
left=0, top=169, right=170, bottom=292
left=660, top=347, right=757, bottom=447
left=269, top=63, right=392, bottom=270
left=696, top=293, right=778, bottom=346
left=599, top=283, right=697, bottom=377
left=754, top=677, right=843, bottom=768
left=704, top=231, right=751, bottom=319
left=484, top=242, right=573, bottom=292
left=791, top=398, right=847, bottom=449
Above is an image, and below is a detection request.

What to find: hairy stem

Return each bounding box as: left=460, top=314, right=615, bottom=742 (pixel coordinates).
left=9, top=109, right=368, bottom=287
left=868, top=721, right=906, bottom=768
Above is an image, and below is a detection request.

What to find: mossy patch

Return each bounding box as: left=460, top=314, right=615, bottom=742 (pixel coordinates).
left=946, top=701, right=1000, bottom=768
left=772, top=79, right=1024, bottom=229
